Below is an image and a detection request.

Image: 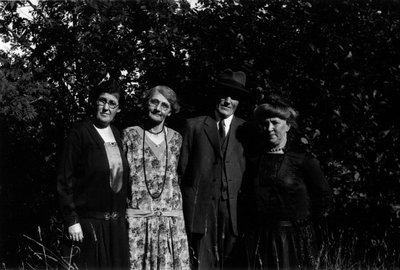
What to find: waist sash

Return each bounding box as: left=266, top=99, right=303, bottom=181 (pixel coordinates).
left=126, top=208, right=183, bottom=218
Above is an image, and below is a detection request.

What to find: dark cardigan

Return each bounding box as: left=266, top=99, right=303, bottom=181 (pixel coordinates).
left=57, top=119, right=129, bottom=227
left=242, top=149, right=332, bottom=227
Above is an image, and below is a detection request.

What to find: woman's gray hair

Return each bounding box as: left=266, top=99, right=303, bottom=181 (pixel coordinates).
left=144, top=85, right=180, bottom=114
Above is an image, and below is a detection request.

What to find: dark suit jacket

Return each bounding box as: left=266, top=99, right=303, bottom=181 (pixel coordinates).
left=57, top=119, right=129, bottom=227
left=179, top=115, right=247, bottom=236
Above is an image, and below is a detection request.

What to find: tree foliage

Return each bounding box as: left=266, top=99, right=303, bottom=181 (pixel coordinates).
left=1, top=0, right=399, bottom=266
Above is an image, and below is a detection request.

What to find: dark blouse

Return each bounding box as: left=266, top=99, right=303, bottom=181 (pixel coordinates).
left=57, top=119, right=129, bottom=227
left=248, top=151, right=331, bottom=225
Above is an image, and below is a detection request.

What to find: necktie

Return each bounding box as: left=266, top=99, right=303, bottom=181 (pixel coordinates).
left=219, top=120, right=225, bottom=139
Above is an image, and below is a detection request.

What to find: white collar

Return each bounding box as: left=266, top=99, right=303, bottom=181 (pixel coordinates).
left=221, top=114, right=234, bottom=128
left=216, top=114, right=234, bottom=133
left=93, top=125, right=115, bottom=143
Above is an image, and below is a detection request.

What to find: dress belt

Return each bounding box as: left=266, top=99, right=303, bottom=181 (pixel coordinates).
left=274, top=217, right=312, bottom=227
left=276, top=220, right=293, bottom=227
left=80, top=211, right=122, bottom=220
left=126, top=208, right=183, bottom=218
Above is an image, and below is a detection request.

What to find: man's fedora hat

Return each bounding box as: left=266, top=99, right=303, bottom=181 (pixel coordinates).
left=215, top=69, right=249, bottom=99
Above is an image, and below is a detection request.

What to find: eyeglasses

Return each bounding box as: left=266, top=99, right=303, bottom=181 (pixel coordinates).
left=96, top=98, right=119, bottom=109
left=149, top=98, right=171, bottom=112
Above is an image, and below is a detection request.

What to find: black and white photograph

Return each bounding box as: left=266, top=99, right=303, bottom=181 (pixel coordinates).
left=1, top=0, right=399, bottom=269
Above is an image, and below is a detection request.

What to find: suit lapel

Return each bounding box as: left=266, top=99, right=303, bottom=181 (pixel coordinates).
left=86, top=119, right=106, bottom=148
left=203, top=116, right=222, bottom=158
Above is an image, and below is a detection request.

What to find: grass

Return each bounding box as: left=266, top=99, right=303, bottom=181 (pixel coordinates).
left=9, top=224, right=79, bottom=270
left=316, top=228, right=400, bottom=270
left=4, top=222, right=400, bottom=270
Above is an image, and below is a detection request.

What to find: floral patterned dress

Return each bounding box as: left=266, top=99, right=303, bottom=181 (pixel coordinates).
left=122, top=126, right=190, bottom=270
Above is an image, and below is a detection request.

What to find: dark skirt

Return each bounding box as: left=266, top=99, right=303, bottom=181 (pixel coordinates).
left=63, top=217, right=129, bottom=270
left=245, top=221, right=318, bottom=270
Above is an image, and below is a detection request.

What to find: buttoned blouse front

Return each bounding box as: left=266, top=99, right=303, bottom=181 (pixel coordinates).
left=252, top=151, right=331, bottom=224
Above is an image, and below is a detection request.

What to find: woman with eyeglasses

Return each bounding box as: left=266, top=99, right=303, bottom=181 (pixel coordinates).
left=57, top=80, right=129, bottom=269
left=123, top=86, right=190, bottom=269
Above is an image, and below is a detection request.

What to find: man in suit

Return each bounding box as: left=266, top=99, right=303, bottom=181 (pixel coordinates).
left=179, top=69, right=249, bottom=269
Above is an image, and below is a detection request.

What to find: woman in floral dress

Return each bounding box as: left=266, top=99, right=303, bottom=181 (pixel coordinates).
left=123, top=85, right=190, bottom=270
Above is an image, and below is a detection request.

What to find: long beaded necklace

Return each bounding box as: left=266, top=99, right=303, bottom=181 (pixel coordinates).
left=142, top=126, right=168, bottom=199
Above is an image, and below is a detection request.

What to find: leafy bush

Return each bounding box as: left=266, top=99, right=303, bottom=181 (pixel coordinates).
left=1, top=0, right=399, bottom=267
